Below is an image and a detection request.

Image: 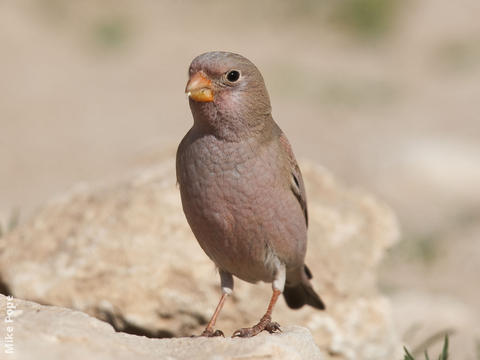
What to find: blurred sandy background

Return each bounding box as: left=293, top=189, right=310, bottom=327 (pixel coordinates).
left=1, top=0, right=479, bottom=357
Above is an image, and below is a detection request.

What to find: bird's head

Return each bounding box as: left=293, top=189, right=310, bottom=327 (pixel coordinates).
left=185, top=51, right=272, bottom=140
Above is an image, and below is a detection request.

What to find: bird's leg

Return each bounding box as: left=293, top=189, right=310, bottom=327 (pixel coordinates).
left=232, top=262, right=285, bottom=338
left=200, top=293, right=228, bottom=337
left=232, top=289, right=282, bottom=338
left=200, top=270, right=233, bottom=337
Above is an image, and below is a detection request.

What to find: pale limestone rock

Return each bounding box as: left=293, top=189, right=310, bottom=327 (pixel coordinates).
left=0, top=294, right=323, bottom=360
left=0, top=156, right=401, bottom=359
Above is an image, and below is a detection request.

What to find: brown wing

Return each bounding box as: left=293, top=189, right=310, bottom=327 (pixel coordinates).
left=278, top=131, right=309, bottom=227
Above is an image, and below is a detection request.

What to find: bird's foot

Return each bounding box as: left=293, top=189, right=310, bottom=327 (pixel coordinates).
left=200, top=328, right=225, bottom=337
left=232, top=315, right=281, bottom=338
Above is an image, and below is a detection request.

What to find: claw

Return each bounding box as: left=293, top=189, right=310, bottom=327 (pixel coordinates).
left=212, top=329, right=225, bottom=337
left=232, top=328, right=251, bottom=338
left=265, top=321, right=281, bottom=333
left=199, top=328, right=225, bottom=337
left=232, top=320, right=281, bottom=338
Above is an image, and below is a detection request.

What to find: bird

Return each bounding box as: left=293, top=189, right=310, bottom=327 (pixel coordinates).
left=176, top=51, right=325, bottom=338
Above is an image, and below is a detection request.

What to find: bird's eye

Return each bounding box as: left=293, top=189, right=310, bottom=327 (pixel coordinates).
left=226, top=70, right=240, bottom=82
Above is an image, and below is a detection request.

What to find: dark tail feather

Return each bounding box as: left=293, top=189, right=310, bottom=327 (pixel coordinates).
left=283, top=282, right=325, bottom=310
left=283, top=265, right=325, bottom=310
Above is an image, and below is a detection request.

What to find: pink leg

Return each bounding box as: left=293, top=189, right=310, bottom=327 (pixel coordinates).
left=232, top=289, right=282, bottom=338
left=200, top=293, right=228, bottom=337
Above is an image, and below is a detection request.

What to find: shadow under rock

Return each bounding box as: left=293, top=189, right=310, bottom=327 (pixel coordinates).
left=101, top=310, right=175, bottom=339
left=0, top=277, right=12, bottom=296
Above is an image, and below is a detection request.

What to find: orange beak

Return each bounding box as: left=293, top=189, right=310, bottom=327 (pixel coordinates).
left=185, top=72, right=214, bottom=102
